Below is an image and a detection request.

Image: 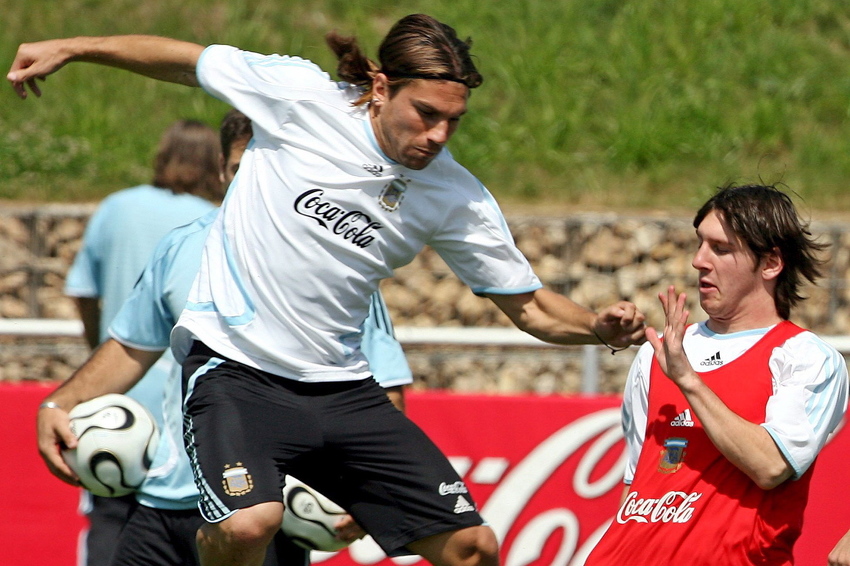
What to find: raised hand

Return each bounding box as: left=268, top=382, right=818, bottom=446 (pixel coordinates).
left=645, top=285, right=696, bottom=386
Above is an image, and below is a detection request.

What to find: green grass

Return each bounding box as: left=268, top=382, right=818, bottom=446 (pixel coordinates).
left=2, top=0, right=850, bottom=210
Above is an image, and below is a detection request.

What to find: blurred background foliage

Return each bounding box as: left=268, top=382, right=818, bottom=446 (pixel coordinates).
left=2, top=0, right=850, bottom=211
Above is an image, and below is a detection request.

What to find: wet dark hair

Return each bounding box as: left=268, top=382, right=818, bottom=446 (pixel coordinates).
left=693, top=183, right=828, bottom=319
left=326, top=13, right=483, bottom=106
left=219, top=109, right=252, bottom=162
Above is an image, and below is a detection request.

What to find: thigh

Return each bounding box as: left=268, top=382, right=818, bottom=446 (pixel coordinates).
left=111, top=505, right=204, bottom=566
left=182, top=344, right=321, bottom=522
left=300, top=380, right=484, bottom=557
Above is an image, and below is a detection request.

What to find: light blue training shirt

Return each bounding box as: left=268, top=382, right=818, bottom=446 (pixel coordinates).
left=64, top=184, right=215, bottom=452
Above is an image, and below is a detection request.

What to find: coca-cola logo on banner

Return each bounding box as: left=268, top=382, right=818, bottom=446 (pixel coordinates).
left=311, top=395, right=626, bottom=566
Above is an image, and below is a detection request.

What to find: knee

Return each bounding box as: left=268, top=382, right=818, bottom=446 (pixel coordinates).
left=199, top=502, right=283, bottom=551
left=413, top=525, right=499, bottom=566
left=453, top=526, right=499, bottom=566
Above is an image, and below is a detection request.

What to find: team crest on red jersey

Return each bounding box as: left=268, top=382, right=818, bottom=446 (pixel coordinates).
left=379, top=176, right=408, bottom=212
left=658, top=437, right=688, bottom=473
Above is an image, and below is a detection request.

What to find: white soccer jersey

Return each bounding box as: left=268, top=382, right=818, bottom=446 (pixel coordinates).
left=110, top=210, right=414, bottom=508
left=621, top=321, right=849, bottom=483
left=172, top=45, right=541, bottom=381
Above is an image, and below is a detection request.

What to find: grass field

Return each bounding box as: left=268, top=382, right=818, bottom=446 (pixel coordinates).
left=2, top=0, right=850, bottom=211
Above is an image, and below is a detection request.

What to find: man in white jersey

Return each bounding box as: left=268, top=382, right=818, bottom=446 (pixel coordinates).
left=37, top=110, right=408, bottom=565
left=585, top=184, right=848, bottom=565
left=10, top=14, right=646, bottom=566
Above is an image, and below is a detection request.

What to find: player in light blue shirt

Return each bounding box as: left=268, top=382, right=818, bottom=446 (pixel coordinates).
left=62, top=119, right=222, bottom=566
left=64, top=183, right=218, bottom=483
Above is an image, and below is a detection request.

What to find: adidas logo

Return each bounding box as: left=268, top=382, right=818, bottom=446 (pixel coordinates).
left=671, top=409, right=695, bottom=427
left=362, top=163, right=384, bottom=176
left=700, top=351, right=723, bottom=367
left=454, top=495, right=475, bottom=514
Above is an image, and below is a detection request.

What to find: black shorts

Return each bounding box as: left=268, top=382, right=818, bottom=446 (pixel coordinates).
left=82, top=493, right=137, bottom=566
left=111, top=504, right=308, bottom=566
left=182, top=341, right=483, bottom=556
left=111, top=505, right=203, bottom=566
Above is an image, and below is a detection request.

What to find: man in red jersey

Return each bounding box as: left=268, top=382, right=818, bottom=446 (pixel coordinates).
left=586, top=184, right=848, bottom=565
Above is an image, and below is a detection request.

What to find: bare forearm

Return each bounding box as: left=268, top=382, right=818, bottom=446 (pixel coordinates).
left=489, top=289, right=597, bottom=345
left=8, top=35, right=203, bottom=98
left=677, top=373, right=792, bottom=489
left=489, top=288, right=645, bottom=347
left=67, top=36, right=203, bottom=85
left=45, top=339, right=163, bottom=410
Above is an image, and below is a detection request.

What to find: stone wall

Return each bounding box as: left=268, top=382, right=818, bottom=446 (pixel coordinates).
left=2, top=205, right=848, bottom=393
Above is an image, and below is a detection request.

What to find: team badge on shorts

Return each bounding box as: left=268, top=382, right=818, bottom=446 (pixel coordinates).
left=379, top=176, right=408, bottom=212
left=658, top=437, right=688, bottom=474
left=222, top=463, right=254, bottom=496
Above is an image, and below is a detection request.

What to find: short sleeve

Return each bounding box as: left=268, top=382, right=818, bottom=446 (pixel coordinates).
left=621, top=342, right=653, bottom=484
left=428, top=181, right=541, bottom=295
left=64, top=204, right=109, bottom=298
left=196, top=45, right=336, bottom=133
left=762, top=332, right=849, bottom=478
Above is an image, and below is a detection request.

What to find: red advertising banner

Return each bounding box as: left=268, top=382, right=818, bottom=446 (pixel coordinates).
left=2, top=384, right=847, bottom=565
left=315, top=392, right=850, bottom=566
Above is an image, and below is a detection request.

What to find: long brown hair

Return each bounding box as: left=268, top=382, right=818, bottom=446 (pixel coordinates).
left=151, top=119, right=223, bottom=203
left=326, top=14, right=483, bottom=106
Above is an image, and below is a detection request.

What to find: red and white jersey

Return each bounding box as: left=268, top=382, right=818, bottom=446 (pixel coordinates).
left=172, top=45, right=541, bottom=381
left=586, top=321, right=848, bottom=565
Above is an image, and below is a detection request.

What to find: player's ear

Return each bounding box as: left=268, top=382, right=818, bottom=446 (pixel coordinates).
left=761, top=247, right=784, bottom=281
left=372, top=73, right=389, bottom=105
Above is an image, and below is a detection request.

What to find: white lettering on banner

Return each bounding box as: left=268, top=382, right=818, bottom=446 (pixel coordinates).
left=504, top=509, right=579, bottom=566
left=310, top=407, right=626, bottom=566
left=486, top=409, right=625, bottom=566
left=482, top=409, right=624, bottom=541
left=616, top=491, right=701, bottom=524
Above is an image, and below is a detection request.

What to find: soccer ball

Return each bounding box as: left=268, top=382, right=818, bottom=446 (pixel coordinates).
left=61, top=393, right=159, bottom=498
left=282, top=476, right=350, bottom=552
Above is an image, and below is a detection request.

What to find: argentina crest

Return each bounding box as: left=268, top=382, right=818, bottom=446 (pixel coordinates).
left=378, top=175, right=409, bottom=212
left=658, top=437, right=688, bottom=474
left=222, top=463, right=254, bottom=496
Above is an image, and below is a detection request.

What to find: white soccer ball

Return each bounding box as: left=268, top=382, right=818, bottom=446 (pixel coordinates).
left=282, top=476, right=350, bottom=552
left=61, top=393, right=159, bottom=498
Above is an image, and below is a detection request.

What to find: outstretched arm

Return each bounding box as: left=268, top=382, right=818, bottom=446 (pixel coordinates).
left=487, top=288, right=646, bottom=348
left=646, top=286, right=793, bottom=489
left=8, top=35, right=204, bottom=98
left=37, top=338, right=164, bottom=485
